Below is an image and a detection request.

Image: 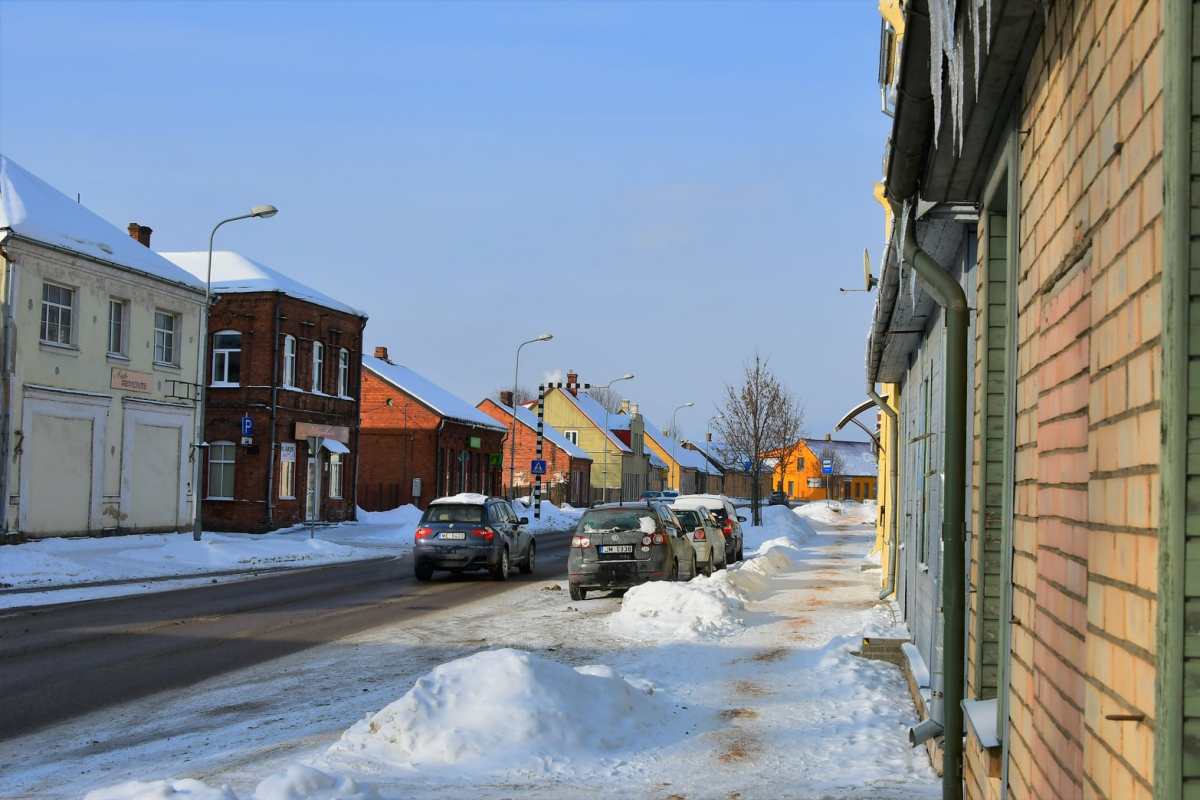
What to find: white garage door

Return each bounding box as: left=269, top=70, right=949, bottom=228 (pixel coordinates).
left=27, top=414, right=93, bottom=535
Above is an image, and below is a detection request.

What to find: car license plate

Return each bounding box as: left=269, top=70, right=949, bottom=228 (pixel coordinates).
left=441, top=532, right=466, bottom=540
left=599, top=545, right=633, bottom=554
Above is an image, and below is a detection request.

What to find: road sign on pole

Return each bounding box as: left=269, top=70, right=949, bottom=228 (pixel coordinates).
left=821, top=458, right=834, bottom=475
left=242, top=416, right=254, bottom=437
left=530, top=459, right=547, bottom=476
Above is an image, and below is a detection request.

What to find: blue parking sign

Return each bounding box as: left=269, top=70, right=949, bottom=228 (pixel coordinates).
left=242, top=416, right=254, bottom=437
left=530, top=460, right=547, bottom=475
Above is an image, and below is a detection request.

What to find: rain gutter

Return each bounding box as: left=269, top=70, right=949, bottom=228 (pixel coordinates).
left=869, top=385, right=900, bottom=602
left=0, top=236, right=14, bottom=535
left=266, top=292, right=282, bottom=526
left=1155, top=0, right=1190, bottom=794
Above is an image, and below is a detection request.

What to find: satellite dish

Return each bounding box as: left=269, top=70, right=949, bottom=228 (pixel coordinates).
left=864, top=249, right=878, bottom=291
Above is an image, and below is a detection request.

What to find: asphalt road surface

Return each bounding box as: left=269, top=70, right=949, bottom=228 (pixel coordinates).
left=0, top=530, right=574, bottom=741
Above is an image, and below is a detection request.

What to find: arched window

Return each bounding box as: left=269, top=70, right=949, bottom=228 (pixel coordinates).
left=337, top=348, right=350, bottom=397
left=283, top=336, right=297, bottom=388
left=211, top=331, right=242, bottom=385
left=312, top=342, right=324, bottom=393
left=207, top=442, right=236, bottom=499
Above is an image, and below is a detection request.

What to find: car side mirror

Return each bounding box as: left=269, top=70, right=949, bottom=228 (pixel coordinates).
left=520, top=517, right=530, bottom=525
left=738, top=516, right=747, bottom=523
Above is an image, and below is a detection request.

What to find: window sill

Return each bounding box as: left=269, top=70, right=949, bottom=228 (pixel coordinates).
left=153, top=362, right=182, bottom=374
left=205, top=497, right=234, bottom=502
left=106, top=353, right=131, bottom=363
left=40, top=341, right=80, bottom=356
left=282, top=385, right=304, bottom=393
left=209, top=382, right=241, bottom=388
left=279, top=496, right=297, bottom=500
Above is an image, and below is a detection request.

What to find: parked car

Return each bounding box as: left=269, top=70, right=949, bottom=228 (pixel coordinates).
left=671, top=493, right=746, bottom=563
left=660, top=489, right=680, bottom=500
left=412, top=493, right=536, bottom=581
left=768, top=490, right=789, bottom=506
left=670, top=505, right=727, bottom=576
left=567, top=502, right=697, bottom=600
left=640, top=490, right=665, bottom=501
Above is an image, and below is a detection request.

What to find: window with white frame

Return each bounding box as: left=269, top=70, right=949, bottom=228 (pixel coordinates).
left=337, top=348, right=350, bottom=396
left=211, top=331, right=242, bottom=385
left=107, top=299, right=127, bottom=355
left=279, top=456, right=296, bottom=499
left=312, top=342, right=324, bottom=393
left=564, top=430, right=579, bottom=445
left=207, top=442, right=236, bottom=499
left=41, top=283, right=74, bottom=345
left=154, top=311, right=177, bottom=364
left=283, top=335, right=297, bottom=387
left=328, top=453, right=343, bottom=498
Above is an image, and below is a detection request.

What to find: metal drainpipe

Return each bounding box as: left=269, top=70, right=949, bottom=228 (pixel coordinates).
left=266, top=292, right=282, bottom=526
left=0, top=246, right=15, bottom=535
left=870, top=383, right=901, bottom=601
left=894, top=200, right=968, bottom=800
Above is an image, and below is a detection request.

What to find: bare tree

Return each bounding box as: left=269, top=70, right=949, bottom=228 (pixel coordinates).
left=585, top=385, right=624, bottom=414
left=816, top=443, right=848, bottom=502
left=492, top=385, right=536, bottom=405
left=713, top=352, right=806, bottom=525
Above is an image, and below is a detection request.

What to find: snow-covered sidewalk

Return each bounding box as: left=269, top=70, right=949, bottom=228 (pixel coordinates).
left=0, top=501, right=939, bottom=799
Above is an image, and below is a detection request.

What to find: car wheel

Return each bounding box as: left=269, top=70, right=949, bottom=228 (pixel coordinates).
left=737, top=542, right=744, bottom=562
left=669, top=558, right=680, bottom=582
left=490, top=548, right=510, bottom=582
left=519, top=541, right=536, bottom=575
left=414, top=562, right=433, bottom=581
left=569, top=582, right=587, bottom=601
left=701, top=554, right=713, bottom=578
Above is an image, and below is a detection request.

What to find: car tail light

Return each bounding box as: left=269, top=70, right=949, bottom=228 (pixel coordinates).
left=472, top=528, right=494, bottom=541
left=642, top=535, right=652, bottom=546
left=415, top=527, right=433, bottom=539
left=723, top=523, right=732, bottom=536
left=572, top=536, right=591, bottom=548
left=651, top=532, right=666, bottom=545
left=694, top=530, right=706, bottom=540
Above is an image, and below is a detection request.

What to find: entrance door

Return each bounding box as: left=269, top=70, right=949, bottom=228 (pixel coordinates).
left=306, top=456, right=318, bottom=521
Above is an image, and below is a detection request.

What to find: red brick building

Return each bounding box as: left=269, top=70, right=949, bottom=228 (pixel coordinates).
left=358, top=348, right=507, bottom=510
left=162, top=251, right=367, bottom=532
left=477, top=394, right=592, bottom=506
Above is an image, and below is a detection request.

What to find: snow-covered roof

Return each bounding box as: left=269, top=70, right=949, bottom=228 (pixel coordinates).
left=0, top=154, right=204, bottom=291
left=554, top=390, right=630, bottom=453
left=161, top=251, right=366, bottom=317
left=803, top=438, right=878, bottom=477
left=365, top=356, right=507, bottom=432
left=483, top=400, right=592, bottom=461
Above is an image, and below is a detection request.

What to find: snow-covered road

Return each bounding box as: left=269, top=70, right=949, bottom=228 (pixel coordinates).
left=0, top=502, right=940, bottom=799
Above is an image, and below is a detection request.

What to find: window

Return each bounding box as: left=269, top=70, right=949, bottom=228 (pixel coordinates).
left=337, top=348, right=350, bottom=396
left=312, top=342, right=324, bottom=393
left=797, top=457, right=805, bottom=471
left=154, top=311, right=177, bottom=364
left=207, top=442, right=236, bottom=499
left=564, top=430, right=579, bottom=445
left=107, top=299, right=127, bottom=355
left=283, top=336, right=297, bottom=387
left=328, top=453, right=343, bottom=498
left=211, top=331, right=242, bottom=385
left=41, top=283, right=74, bottom=345
left=279, top=457, right=295, bottom=499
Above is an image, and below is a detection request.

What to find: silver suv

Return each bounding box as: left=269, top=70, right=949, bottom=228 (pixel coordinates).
left=567, top=502, right=696, bottom=601
left=413, top=494, right=535, bottom=581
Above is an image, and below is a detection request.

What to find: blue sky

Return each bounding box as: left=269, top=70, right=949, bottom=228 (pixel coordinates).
left=1, top=0, right=889, bottom=444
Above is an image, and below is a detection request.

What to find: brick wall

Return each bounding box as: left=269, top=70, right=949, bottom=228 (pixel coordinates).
left=199, top=292, right=365, bottom=532
left=1002, top=0, right=1163, bottom=795
left=476, top=399, right=593, bottom=506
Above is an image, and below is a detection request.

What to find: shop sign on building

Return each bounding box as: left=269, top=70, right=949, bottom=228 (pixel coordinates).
left=110, top=367, right=152, bottom=393
left=280, top=443, right=297, bottom=463
left=295, top=422, right=349, bottom=443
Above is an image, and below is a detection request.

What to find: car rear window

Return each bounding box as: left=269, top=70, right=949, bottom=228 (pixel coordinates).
left=579, top=510, right=659, bottom=534
left=673, top=509, right=701, bottom=526
left=422, top=504, right=485, bottom=524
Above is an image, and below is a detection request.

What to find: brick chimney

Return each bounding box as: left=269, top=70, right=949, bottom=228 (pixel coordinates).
left=500, top=391, right=514, bottom=408
left=567, top=370, right=579, bottom=397
left=374, top=346, right=389, bottom=361
left=127, top=223, right=152, bottom=247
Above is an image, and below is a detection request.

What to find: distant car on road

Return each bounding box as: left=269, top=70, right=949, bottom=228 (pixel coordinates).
left=567, top=501, right=697, bottom=600
left=412, top=494, right=536, bottom=582
left=768, top=490, right=789, bottom=506
left=640, top=491, right=665, bottom=501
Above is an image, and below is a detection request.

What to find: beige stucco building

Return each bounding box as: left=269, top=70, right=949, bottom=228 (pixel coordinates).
left=1, top=155, right=206, bottom=537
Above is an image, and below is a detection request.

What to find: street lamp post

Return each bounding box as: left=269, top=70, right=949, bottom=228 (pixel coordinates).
left=598, top=373, right=634, bottom=503
left=670, top=402, right=694, bottom=491
left=192, top=205, right=278, bottom=541
left=509, top=334, right=552, bottom=502
left=706, top=412, right=724, bottom=493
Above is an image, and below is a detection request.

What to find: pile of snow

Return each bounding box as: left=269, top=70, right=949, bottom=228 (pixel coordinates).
left=743, top=504, right=818, bottom=553
left=511, top=499, right=583, bottom=533
left=122, top=533, right=362, bottom=570
left=327, top=649, right=669, bottom=774
left=85, top=765, right=378, bottom=800
left=795, top=500, right=878, bottom=527
left=355, top=504, right=422, bottom=528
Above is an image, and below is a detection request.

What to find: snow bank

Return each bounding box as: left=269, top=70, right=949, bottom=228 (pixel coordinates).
left=84, top=765, right=379, bottom=800
left=329, top=649, right=668, bottom=774
left=795, top=500, right=878, bottom=527
left=512, top=499, right=583, bottom=533
left=742, top=504, right=817, bottom=553
left=123, top=533, right=362, bottom=570
left=355, top=504, right=422, bottom=527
